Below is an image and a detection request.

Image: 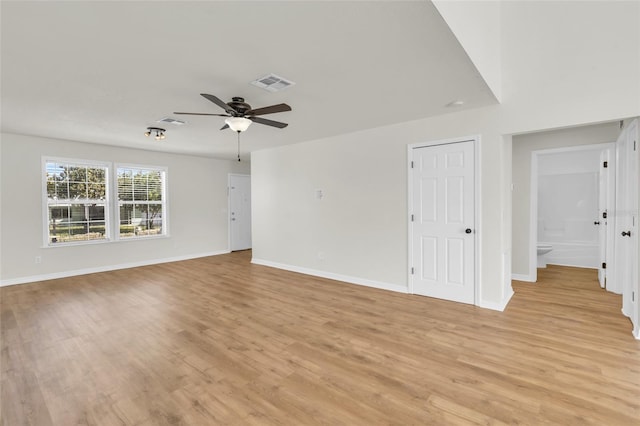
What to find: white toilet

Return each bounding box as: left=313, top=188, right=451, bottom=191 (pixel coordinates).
left=537, top=244, right=553, bottom=268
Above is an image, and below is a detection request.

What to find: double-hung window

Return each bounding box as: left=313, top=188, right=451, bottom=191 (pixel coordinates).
left=45, top=159, right=110, bottom=244
left=116, top=165, right=167, bottom=239
left=43, top=159, right=167, bottom=245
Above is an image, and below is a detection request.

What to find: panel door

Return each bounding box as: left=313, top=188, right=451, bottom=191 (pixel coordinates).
left=411, top=141, right=475, bottom=304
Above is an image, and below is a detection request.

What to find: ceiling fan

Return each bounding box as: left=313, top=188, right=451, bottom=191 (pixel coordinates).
left=174, top=94, right=291, bottom=131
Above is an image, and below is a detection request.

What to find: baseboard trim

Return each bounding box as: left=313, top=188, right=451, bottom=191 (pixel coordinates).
left=251, top=258, right=409, bottom=294
left=0, top=250, right=231, bottom=287
left=512, top=273, right=535, bottom=282
left=478, top=288, right=514, bottom=312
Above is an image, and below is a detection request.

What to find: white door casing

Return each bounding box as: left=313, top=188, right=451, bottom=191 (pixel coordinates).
left=409, top=139, right=476, bottom=305
left=598, top=150, right=607, bottom=287
left=598, top=147, right=616, bottom=289
left=229, top=174, right=252, bottom=251
left=529, top=143, right=616, bottom=283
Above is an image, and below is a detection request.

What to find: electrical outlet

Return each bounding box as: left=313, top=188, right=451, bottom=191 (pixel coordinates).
left=35, top=256, right=42, bottom=264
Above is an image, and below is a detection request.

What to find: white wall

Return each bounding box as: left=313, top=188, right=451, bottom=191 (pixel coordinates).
left=433, top=0, right=502, bottom=101
left=252, top=105, right=514, bottom=309
left=0, top=133, right=249, bottom=285
left=511, top=122, right=620, bottom=277
left=501, top=0, right=640, bottom=134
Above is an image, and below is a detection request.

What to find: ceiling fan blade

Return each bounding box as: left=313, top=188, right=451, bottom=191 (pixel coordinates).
left=250, top=116, right=288, bottom=129
left=246, top=103, right=292, bottom=116
left=173, top=112, right=230, bottom=116
left=201, top=93, right=237, bottom=114
left=220, top=124, right=229, bottom=131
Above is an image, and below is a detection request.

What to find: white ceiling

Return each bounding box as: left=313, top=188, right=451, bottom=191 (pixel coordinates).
left=1, top=1, right=498, bottom=160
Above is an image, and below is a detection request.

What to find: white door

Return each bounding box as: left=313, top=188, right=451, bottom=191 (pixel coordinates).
left=616, top=120, right=638, bottom=332
left=410, top=140, right=475, bottom=304
left=229, top=174, right=252, bottom=251
left=597, top=149, right=610, bottom=288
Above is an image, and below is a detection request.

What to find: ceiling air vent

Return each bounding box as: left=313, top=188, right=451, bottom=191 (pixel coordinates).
left=250, top=73, right=296, bottom=92
left=158, top=117, right=186, bottom=125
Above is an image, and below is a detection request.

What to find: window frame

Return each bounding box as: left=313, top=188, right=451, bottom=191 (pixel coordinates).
left=41, top=158, right=169, bottom=247
left=41, top=157, right=112, bottom=247
left=115, top=163, right=169, bottom=241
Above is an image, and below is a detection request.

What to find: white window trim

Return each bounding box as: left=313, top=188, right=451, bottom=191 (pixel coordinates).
left=114, top=163, right=169, bottom=242
left=41, top=156, right=112, bottom=248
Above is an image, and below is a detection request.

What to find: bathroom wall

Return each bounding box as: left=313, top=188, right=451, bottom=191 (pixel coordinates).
left=537, top=149, right=602, bottom=268
left=512, top=122, right=620, bottom=279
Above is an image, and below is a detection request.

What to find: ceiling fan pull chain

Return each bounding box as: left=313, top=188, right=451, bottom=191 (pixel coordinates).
left=237, top=131, right=241, bottom=162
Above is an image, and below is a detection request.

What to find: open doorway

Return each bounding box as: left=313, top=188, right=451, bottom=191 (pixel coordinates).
left=530, top=143, right=615, bottom=285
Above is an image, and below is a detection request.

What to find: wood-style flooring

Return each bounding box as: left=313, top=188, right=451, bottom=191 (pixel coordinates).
left=2, top=252, right=639, bottom=425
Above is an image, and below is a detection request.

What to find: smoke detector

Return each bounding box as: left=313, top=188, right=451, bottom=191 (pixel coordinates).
left=250, top=73, right=296, bottom=92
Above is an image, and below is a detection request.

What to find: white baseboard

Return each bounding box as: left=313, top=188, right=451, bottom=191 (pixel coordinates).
left=0, top=250, right=230, bottom=287
left=512, top=273, right=535, bottom=282
left=251, top=258, right=409, bottom=294
left=478, top=288, right=514, bottom=312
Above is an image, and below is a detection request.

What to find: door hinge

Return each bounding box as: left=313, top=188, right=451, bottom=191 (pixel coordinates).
left=634, top=140, right=637, bottom=151
left=411, top=214, right=414, bottom=222
left=632, top=291, right=635, bottom=302
left=411, top=267, right=415, bottom=275
left=603, top=161, right=608, bottom=168
left=602, top=262, right=606, bottom=269
left=411, top=161, right=414, bottom=169
left=603, top=211, right=607, bottom=219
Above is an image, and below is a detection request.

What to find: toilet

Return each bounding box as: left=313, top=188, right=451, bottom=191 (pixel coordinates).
left=537, top=244, right=553, bottom=268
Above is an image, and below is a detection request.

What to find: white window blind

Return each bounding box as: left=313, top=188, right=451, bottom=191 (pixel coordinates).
left=117, top=166, right=166, bottom=239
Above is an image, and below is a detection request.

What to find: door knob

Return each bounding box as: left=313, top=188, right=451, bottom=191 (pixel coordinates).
left=465, top=228, right=472, bottom=234
left=594, top=221, right=600, bottom=225
left=622, top=231, right=631, bottom=237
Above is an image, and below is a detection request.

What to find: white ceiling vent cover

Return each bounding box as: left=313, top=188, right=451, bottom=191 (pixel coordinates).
left=250, top=74, right=296, bottom=92
left=158, top=117, right=186, bottom=125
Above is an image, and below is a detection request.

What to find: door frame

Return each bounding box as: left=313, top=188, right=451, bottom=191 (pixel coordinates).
left=407, top=135, right=481, bottom=305
left=529, top=142, right=615, bottom=283
left=228, top=173, right=252, bottom=251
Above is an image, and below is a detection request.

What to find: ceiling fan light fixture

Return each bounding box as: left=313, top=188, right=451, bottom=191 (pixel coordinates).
left=225, top=117, right=252, bottom=132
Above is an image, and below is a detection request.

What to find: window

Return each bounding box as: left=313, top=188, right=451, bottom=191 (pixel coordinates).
left=43, top=159, right=168, bottom=246
left=117, top=166, right=166, bottom=239
left=45, top=160, right=109, bottom=244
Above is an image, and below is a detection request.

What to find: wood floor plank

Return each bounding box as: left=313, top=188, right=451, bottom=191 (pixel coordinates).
left=2, top=254, right=640, bottom=425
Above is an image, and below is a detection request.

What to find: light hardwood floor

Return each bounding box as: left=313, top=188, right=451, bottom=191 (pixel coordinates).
left=2, top=252, right=640, bottom=425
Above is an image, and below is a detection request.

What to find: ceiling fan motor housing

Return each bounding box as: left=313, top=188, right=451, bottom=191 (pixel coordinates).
left=228, top=97, right=251, bottom=115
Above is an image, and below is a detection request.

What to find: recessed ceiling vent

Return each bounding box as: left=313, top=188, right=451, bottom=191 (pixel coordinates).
left=250, top=74, right=296, bottom=92
left=158, top=117, right=186, bottom=125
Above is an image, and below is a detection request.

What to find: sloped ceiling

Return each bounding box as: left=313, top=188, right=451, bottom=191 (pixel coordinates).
left=1, top=1, right=498, bottom=160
